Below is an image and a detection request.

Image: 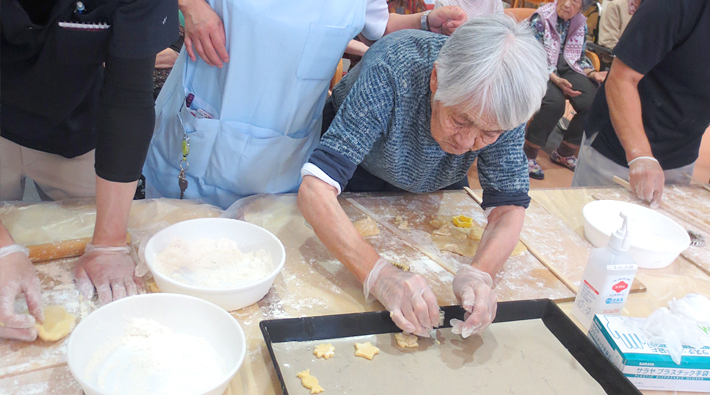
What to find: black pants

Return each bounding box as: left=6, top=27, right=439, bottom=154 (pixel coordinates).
left=321, top=97, right=469, bottom=193
left=526, top=54, right=597, bottom=147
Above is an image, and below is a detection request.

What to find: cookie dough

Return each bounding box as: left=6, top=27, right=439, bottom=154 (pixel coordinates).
left=354, top=342, right=380, bottom=360
left=297, top=369, right=324, bottom=394
left=390, top=261, right=410, bottom=271
left=35, top=305, right=76, bottom=342
left=394, top=215, right=410, bottom=230
left=431, top=217, right=526, bottom=257
left=313, top=343, right=335, bottom=360
left=394, top=332, right=419, bottom=348
left=353, top=216, right=380, bottom=237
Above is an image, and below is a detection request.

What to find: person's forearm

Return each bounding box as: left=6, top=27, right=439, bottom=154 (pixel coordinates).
left=92, top=177, right=137, bottom=247
left=606, top=59, right=651, bottom=162
left=0, top=223, right=15, bottom=247
left=297, top=176, right=380, bottom=283
left=471, top=205, right=525, bottom=277
left=384, top=12, right=425, bottom=35
left=178, top=0, right=203, bottom=13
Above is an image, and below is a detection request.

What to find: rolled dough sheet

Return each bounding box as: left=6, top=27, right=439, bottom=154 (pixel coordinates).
left=271, top=319, right=606, bottom=394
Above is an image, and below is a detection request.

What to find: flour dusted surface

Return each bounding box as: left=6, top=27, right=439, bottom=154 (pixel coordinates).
left=85, top=318, right=225, bottom=395
left=155, top=237, right=273, bottom=288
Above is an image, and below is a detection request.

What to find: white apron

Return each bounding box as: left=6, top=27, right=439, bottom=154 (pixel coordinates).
left=144, top=0, right=366, bottom=208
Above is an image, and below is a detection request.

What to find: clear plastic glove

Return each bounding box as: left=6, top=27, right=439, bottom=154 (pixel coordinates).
left=73, top=244, right=145, bottom=306
left=450, top=265, right=497, bottom=338
left=428, top=6, right=467, bottom=35
left=643, top=307, right=707, bottom=365
left=364, top=258, right=440, bottom=337
left=182, top=0, right=229, bottom=67
left=0, top=245, right=44, bottom=341
left=628, top=157, right=664, bottom=208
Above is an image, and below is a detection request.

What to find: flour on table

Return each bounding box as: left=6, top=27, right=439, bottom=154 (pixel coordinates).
left=85, top=318, right=224, bottom=395
left=154, top=237, right=272, bottom=288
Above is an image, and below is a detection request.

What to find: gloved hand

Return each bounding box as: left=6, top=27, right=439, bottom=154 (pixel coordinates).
left=73, top=244, right=145, bottom=306
left=364, top=258, right=440, bottom=337
left=451, top=265, right=497, bottom=338
left=628, top=156, right=664, bottom=208
left=0, top=245, right=44, bottom=341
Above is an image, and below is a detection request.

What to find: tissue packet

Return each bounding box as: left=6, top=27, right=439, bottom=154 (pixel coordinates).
left=588, top=314, right=710, bottom=392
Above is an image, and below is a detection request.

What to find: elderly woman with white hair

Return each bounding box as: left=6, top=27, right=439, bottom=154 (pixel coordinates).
left=523, top=0, right=607, bottom=180
left=297, top=16, right=549, bottom=338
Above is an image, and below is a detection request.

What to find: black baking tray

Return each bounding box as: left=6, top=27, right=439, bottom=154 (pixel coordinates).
left=260, top=299, right=641, bottom=395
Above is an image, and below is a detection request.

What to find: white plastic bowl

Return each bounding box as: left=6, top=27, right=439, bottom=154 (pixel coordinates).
left=583, top=200, right=690, bottom=269
left=144, top=218, right=285, bottom=311
left=67, top=293, right=246, bottom=395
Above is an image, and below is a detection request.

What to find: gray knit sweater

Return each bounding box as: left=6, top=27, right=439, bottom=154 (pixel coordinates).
left=308, top=29, right=530, bottom=209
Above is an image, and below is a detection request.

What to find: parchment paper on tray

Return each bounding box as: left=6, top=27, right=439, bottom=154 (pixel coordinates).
left=273, top=320, right=605, bottom=395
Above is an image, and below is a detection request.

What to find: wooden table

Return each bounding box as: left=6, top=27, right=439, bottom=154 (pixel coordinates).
left=1, top=187, right=709, bottom=395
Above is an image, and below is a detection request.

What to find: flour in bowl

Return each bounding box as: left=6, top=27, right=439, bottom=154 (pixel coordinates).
left=154, top=237, right=273, bottom=288
left=84, top=318, right=225, bottom=395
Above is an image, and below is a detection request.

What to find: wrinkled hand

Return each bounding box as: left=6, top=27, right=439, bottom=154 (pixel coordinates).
left=182, top=0, right=229, bottom=67
left=428, top=6, right=467, bottom=35
left=364, top=258, right=440, bottom=337
left=589, top=70, right=607, bottom=84
left=0, top=245, right=43, bottom=341
left=628, top=157, right=665, bottom=207
left=155, top=48, right=180, bottom=69
left=451, top=265, right=497, bottom=338
left=345, top=40, right=369, bottom=57
left=552, top=75, right=581, bottom=97
left=73, top=244, right=145, bottom=306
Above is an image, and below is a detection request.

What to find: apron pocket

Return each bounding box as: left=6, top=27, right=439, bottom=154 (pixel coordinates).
left=204, top=121, right=319, bottom=195
left=296, top=23, right=357, bottom=81
left=56, top=26, right=111, bottom=64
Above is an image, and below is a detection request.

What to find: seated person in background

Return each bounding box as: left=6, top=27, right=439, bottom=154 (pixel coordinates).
left=573, top=0, right=710, bottom=206
left=597, top=0, right=638, bottom=50
left=298, top=16, right=549, bottom=338
left=523, top=0, right=607, bottom=180
left=436, top=0, right=503, bottom=18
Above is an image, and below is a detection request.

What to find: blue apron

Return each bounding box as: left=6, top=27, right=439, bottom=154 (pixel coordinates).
left=144, top=0, right=366, bottom=209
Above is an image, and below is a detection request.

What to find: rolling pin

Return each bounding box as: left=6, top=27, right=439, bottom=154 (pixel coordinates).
left=27, top=234, right=132, bottom=263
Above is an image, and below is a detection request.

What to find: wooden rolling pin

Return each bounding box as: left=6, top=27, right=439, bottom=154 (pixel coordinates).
left=27, top=234, right=132, bottom=263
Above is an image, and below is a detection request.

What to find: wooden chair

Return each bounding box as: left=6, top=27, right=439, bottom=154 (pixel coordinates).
left=504, top=7, right=536, bottom=21
left=330, top=59, right=344, bottom=90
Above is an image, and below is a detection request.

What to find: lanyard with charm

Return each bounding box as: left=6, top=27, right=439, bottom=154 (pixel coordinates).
left=177, top=96, right=191, bottom=199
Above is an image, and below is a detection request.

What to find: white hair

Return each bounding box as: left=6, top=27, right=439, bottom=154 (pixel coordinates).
left=434, top=15, right=549, bottom=131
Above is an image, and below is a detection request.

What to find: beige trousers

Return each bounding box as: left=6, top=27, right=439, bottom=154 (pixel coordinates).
left=0, top=137, right=96, bottom=201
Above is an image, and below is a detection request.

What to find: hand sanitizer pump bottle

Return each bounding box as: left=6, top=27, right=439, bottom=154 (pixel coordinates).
left=573, top=211, right=638, bottom=330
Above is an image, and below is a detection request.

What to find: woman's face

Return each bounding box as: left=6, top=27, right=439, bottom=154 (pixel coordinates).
left=557, top=0, right=584, bottom=21
left=429, top=68, right=504, bottom=155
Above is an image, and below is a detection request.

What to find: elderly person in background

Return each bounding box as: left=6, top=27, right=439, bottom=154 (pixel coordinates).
left=435, top=0, right=504, bottom=19
left=598, top=0, right=639, bottom=50
left=298, top=16, right=548, bottom=338
left=523, top=0, right=606, bottom=180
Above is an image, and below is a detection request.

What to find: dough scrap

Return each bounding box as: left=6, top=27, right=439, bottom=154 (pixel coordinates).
left=394, top=332, right=419, bottom=348
left=431, top=217, right=526, bottom=257
left=390, top=261, right=410, bottom=271
left=313, top=343, right=335, bottom=360
left=354, top=342, right=380, bottom=360
left=35, top=305, right=76, bottom=342
left=394, top=215, right=410, bottom=230
left=353, top=216, right=380, bottom=237
left=296, top=369, right=324, bottom=394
